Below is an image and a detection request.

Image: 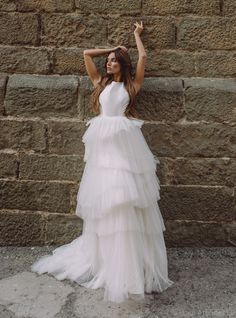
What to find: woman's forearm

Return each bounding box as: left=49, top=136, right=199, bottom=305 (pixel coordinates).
left=134, top=33, right=147, bottom=58
left=83, top=47, right=116, bottom=57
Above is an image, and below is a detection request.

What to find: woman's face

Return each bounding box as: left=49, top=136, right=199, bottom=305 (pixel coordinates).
left=106, top=52, right=121, bottom=75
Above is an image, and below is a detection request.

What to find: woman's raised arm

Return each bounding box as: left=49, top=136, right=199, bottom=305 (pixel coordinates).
left=133, top=21, right=147, bottom=94
left=83, top=47, right=117, bottom=87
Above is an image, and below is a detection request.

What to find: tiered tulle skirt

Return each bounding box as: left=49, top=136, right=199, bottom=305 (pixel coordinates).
left=31, top=114, right=174, bottom=303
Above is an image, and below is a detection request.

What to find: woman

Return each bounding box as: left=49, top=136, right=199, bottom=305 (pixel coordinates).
left=31, top=21, right=174, bottom=303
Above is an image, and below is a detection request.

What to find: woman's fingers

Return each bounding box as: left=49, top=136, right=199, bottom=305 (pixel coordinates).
left=134, top=21, right=144, bottom=34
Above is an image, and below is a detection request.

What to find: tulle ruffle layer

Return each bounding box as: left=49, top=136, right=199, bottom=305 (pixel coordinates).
left=31, top=228, right=174, bottom=303
left=82, top=201, right=166, bottom=237
left=76, top=163, right=160, bottom=220
left=76, top=115, right=162, bottom=221
left=82, top=115, right=160, bottom=174
left=30, top=114, right=174, bottom=303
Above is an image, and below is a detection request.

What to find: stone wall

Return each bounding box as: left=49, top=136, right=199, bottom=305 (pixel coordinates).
left=0, top=0, right=235, bottom=247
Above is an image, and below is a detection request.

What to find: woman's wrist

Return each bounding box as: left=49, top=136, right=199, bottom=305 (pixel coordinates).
left=84, top=47, right=115, bottom=57
left=134, top=31, right=140, bottom=36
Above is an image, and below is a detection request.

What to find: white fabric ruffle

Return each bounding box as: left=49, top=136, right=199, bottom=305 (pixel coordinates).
left=31, top=114, right=174, bottom=303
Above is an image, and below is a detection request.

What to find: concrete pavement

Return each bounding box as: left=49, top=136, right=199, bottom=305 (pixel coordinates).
left=0, top=246, right=235, bottom=318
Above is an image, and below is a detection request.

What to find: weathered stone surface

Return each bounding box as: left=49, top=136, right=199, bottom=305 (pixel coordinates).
left=47, top=120, right=86, bottom=155
left=75, top=0, right=141, bottom=14
left=19, top=153, right=85, bottom=181
left=0, top=46, right=50, bottom=74
left=53, top=48, right=85, bottom=74
left=0, top=210, right=45, bottom=246
left=195, top=50, right=236, bottom=77
left=184, top=78, right=236, bottom=122
left=5, top=75, right=79, bottom=118
left=0, top=73, right=7, bottom=114
left=0, top=13, right=39, bottom=45
left=172, top=158, right=236, bottom=187
left=0, top=0, right=16, bottom=11
left=141, top=49, right=196, bottom=77
left=136, top=78, right=184, bottom=121
left=45, top=213, right=83, bottom=245
left=0, top=153, right=18, bottom=179
left=0, top=119, right=46, bottom=152
left=223, top=0, right=236, bottom=16
left=79, top=76, right=97, bottom=119
left=52, top=48, right=236, bottom=78
left=70, top=183, right=80, bottom=213
left=53, top=48, right=105, bottom=75
left=17, top=0, right=74, bottom=12
left=0, top=180, right=71, bottom=213
left=142, top=0, right=220, bottom=15
left=42, top=14, right=107, bottom=47
left=108, top=17, right=175, bottom=49
left=156, top=157, right=175, bottom=185
left=160, top=185, right=235, bottom=221
left=142, top=122, right=236, bottom=158
left=164, top=220, right=233, bottom=247
left=177, top=17, right=236, bottom=50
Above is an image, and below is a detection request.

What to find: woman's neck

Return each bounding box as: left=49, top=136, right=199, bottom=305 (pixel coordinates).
left=113, top=75, right=122, bottom=82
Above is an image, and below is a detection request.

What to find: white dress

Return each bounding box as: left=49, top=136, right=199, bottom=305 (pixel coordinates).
left=31, top=81, right=174, bottom=303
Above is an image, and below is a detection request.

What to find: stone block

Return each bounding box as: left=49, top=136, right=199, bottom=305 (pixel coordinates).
left=0, top=119, right=46, bottom=152
left=164, top=220, right=230, bottom=247
left=142, top=122, right=236, bottom=158
left=0, top=153, right=18, bottom=179
left=4, top=75, right=79, bottom=118
left=75, top=0, right=141, bottom=14
left=140, top=49, right=196, bottom=77
left=0, top=210, right=45, bottom=246
left=177, top=17, right=236, bottom=50
left=0, top=13, right=39, bottom=45
left=0, top=180, right=71, bottom=213
left=195, top=51, right=236, bottom=77
left=78, top=76, right=95, bottom=119
left=142, top=0, right=220, bottom=15
left=172, top=158, right=236, bottom=187
left=156, top=157, right=175, bottom=185
left=0, top=46, right=50, bottom=74
left=223, top=0, right=236, bottom=16
left=108, top=16, right=175, bottom=49
left=184, top=78, right=236, bottom=122
left=0, top=0, right=16, bottom=11
left=136, top=77, right=184, bottom=121
left=19, top=153, right=85, bottom=182
left=42, top=14, right=107, bottom=47
left=45, top=213, right=83, bottom=245
left=53, top=48, right=105, bottom=75
left=160, top=185, right=235, bottom=221
left=47, top=120, right=86, bottom=155
left=17, top=0, right=74, bottom=12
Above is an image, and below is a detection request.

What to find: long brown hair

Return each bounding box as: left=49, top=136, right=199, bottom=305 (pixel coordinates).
left=91, top=48, right=140, bottom=119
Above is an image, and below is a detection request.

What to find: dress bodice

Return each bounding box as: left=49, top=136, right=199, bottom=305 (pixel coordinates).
left=99, top=81, right=130, bottom=116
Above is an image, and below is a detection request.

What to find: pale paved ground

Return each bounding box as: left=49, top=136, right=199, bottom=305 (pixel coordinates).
left=0, top=246, right=235, bottom=318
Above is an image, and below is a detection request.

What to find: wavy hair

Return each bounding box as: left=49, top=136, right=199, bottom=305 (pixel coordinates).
left=91, top=48, right=140, bottom=119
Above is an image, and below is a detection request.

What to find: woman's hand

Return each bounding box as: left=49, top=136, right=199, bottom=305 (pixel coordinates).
left=134, top=21, right=144, bottom=36
left=113, top=45, right=128, bottom=52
